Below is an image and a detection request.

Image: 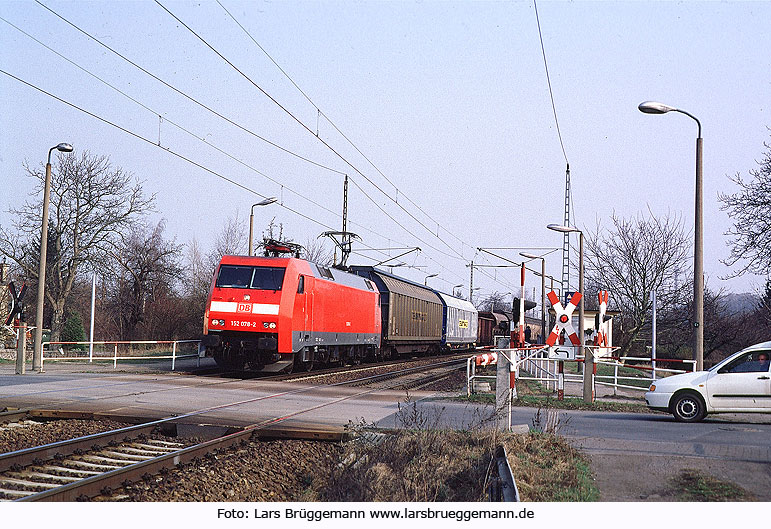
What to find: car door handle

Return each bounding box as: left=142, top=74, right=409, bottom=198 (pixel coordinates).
left=758, top=376, right=770, bottom=380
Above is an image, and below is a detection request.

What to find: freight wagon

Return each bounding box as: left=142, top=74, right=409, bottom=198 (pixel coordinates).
left=350, top=266, right=444, bottom=358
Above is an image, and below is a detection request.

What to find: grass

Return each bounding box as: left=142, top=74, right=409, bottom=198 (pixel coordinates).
left=504, top=433, right=600, bottom=501
left=666, top=469, right=755, bottom=501
left=313, top=398, right=600, bottom=502
left=459, top=393, right=648, bottom=413
left=457, top=377, right=649, bottom=413
left=563, top=361, right=653, bottom=389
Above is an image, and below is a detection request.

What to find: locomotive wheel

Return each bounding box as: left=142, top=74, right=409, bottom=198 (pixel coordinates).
left=294, top=355, right=314, bottom=372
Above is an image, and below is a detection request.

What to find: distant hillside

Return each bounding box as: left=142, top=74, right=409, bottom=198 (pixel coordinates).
left=723, top=292, right=759, bottom=314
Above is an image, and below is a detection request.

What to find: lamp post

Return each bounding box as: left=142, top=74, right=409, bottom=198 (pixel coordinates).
left=547, top=224, right=589, bottom=402
left=248, top=197, right=277, bottom=256
left=33, top=143, right=73, bottom=372
left=452, top=284, right=463, bottom=297
left=520, top=252, right=547, bottom=344
left=638, top=101, right=703, bottom=371
left=424, top=273, right=438, bottom=286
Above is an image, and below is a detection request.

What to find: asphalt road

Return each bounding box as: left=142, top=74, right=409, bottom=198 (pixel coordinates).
left=2, top=363, right=770, bottom=501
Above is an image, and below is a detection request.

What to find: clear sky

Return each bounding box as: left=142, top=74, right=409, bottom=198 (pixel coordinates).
left=1, top=0, right=769, bottom=307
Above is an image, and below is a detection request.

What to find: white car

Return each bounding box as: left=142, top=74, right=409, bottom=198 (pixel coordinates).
left=645, top=340, right=771, bottom=422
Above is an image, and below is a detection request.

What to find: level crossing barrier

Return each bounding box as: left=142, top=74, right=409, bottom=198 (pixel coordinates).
left=40, top=339, right=202, bottom=371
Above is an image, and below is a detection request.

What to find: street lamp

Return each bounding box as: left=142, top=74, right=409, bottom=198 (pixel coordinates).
left=520, top=252, right=547, bottom=345
left=248, top=197, right=277, bottom=256
left=424, top=273, right=438, bottom=286
left=452, top=284, right=463, bottom=297
left=547, top=224, right=590, bottom=402
left=638, top=101, right=703, bottom=371
left=33, top=142, right=73, bottom=372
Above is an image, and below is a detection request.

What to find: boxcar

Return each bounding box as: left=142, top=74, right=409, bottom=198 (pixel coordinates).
left=477, top=311, right=510, bottom=347
left=203, top=256, right=381, bottom=372
left=436, top=292, right=478, bottom=350
left=350, top=266, right=443, bottom=357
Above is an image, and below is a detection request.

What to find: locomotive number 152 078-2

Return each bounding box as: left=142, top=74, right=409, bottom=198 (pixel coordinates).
left=231, top=320, right=258, bottom=328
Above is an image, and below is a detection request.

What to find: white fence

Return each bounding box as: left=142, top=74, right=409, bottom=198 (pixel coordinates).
left=468, top=346, right=697, bottom=397
left=41, top=340, right=203, bottom=371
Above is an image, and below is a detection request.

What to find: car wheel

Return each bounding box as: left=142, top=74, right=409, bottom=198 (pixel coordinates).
left=671, top=392, right=706, bottom=422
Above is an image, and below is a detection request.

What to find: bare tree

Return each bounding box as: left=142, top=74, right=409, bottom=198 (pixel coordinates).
left=476, top=291, right=511, bottom=312
left=0, top=152, right=153, bottom=341
left=719, top=136, right=771, bottom=277
left=301, top=237, right=334, bottom=266
left=583, top=211, right=691, bottom=356
left=207, top=212, right=247, bottom=268
left=109, top=220, right=182, bottom=339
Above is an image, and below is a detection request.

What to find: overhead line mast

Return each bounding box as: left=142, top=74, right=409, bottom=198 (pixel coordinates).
left=562, top=164, right=571, bottom=295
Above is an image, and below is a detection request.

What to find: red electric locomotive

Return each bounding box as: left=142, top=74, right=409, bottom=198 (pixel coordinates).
left=202, top=255, right=381, bottom=372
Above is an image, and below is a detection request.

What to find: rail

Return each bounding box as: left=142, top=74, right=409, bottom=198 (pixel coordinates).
left=2, top=356, right=467, bottom=501
left=40, top=340, right=202, bottom=371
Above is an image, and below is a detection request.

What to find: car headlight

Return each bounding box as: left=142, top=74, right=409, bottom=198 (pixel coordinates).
left=649, top=384, right=656, bottom=392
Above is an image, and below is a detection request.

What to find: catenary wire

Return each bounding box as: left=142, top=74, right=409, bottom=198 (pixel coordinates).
left=215, top=0, right=475, bottom=256
left=156, top=0, right=475, bottom=264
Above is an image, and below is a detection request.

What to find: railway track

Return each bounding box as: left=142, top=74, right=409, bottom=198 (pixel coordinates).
left=0, top=356, right=465, bottom=501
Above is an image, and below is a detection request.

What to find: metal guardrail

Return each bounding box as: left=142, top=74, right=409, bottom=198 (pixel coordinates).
left=488, top=444, right=519, bottom=502
left=40, top=340, right=202, bottom=371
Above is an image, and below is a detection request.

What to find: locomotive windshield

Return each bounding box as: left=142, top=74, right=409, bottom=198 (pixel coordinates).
left=216, top=265, right=285, bottom=291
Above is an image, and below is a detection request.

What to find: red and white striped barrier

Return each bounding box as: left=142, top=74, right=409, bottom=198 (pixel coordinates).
left=475, top=352, right=498, bottom=366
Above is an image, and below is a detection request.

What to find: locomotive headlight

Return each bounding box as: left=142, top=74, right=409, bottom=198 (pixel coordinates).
left=263, top=322, right=277, bottom=329
left=211, top=319, right=219, bottom=326
left=219, top=320, right=225, bottom=326
left=269, top=322, right=276, bottom=329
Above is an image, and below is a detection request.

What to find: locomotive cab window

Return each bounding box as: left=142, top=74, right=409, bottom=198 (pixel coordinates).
left=251, top=267, right=286, bottom=291
left=216, top=265, right=285, bottom=291
left=216, top=265, right=253, bottom=289
left=297, top=275, right=305, bottom=294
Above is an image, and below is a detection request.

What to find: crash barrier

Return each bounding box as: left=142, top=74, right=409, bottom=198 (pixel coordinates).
left=488, top=444, right=520, bottom=502
left=40, top=340, right=203, bottom=371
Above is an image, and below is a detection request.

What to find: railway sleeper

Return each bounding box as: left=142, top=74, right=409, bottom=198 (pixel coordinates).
left=37, top=465, right=101, bottom=477
left=8, top=470, right=80, bottom=484
left=113, top=445, right=177, bottom=456
left=0, top=487, right=30, bottom=499
left=0, top=476, right=59, bottom=491
left=64, top=459, right=123, bottom=471
left=77, top=454, right=138, bottom=466
left=98, top=450, right=156, bottom=462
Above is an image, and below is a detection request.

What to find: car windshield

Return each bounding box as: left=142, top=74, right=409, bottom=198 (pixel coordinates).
left=216, top=265, right=285, bottom=290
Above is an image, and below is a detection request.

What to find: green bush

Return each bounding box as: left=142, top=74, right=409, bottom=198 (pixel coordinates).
left=61, top=310, right=86, bottom=350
